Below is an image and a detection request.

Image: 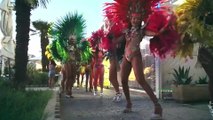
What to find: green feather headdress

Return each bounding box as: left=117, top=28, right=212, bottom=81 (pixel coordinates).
left=78, top=39, right=93, bottom=63
left=48, top=12, right=86, bottom=63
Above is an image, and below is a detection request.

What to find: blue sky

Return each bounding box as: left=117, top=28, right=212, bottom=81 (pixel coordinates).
left=28, top=0, right=113, bottom=56
left=31, top=0, right=113, bottom=37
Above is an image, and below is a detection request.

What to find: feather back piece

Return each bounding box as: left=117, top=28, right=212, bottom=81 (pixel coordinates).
left=49, top=12, right=86, bottom=63
left=146, top=6, right=180, bottom=58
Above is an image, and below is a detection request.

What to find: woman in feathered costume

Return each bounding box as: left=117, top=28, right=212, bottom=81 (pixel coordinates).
left=76, top=38, right=93, bottom=92
left=88, top=29, right=106, bottom=96
left=101, top=17, right=124, bottom=102
left=49, top=12, right=86, bottom=98
left=175, top=0, right=213, bottom=116
left=104, top=0, right=180, bottom=119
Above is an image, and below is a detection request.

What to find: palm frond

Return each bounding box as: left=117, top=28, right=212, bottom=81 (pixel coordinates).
left=32, top=20, right=51, bottom=30
left=175, top=0, right=213, bottom=58
left=24, top=0, right=50, bottom=9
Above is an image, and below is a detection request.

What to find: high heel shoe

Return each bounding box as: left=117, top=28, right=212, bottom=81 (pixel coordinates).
left=208, top=101, right=213, bottom=117
left=123, top=108, right=132, bottom=113
left=123, top=103, right=132, bottom=113
left=151, top=103, right=163, bottom=120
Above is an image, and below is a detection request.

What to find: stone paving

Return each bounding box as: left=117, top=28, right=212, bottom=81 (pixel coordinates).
left=60, top=87, right=212, bottom=120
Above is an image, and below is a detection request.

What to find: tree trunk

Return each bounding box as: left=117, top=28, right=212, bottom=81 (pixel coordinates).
left=14, top=0, right=31, bottom=90
left=41, top=32, right=49, bottom=72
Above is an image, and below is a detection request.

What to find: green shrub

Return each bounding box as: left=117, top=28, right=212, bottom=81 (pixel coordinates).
left=27, top=63, right=48, bottom=85
left=172, top=66, right=192, bottom=85
left=195, top=76, right=208, bottom=84
left=0, top=77, right=12, bottom=87
left=28, top=71, right=48, bottom=85
left=0, top=80, right=52, bottom=120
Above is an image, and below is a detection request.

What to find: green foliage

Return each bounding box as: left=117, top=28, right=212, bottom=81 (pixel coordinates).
left=0, top=77, right=13, bottom=88
left=29, top=71, right=48, bottom=85
left=175, top=0, right=213, bottom=47
left=172, top=66, right=192, bottom=85
left=24, top=0, right=50, bottom=9
left=32, top=20, right=51, bottom=32
left=27, top=63, right=48, bottom=85
left=0, top=80, right=52, bottom=120
left=195, top=76, right=208, bottom=84
left=175, top=0, right=213, bottom=58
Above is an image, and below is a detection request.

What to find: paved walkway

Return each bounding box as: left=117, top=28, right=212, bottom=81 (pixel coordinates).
left=60, top=87, right=212, bottom=120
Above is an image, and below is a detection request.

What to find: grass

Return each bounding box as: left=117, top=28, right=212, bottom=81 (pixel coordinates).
left=0, top=80, right=52, bottom=120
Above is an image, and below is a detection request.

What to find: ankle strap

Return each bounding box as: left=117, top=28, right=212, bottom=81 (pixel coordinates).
left=154, top=103, right=160, bottom=106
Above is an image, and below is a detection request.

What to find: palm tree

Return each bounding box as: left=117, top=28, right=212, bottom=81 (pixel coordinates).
left=32, top=20, right=51, bottom=72
left=175, top=0, right=213, bottom=115
left=14, top=0, right=50, bottom=89
left=175, top=0, right=213, bottom=75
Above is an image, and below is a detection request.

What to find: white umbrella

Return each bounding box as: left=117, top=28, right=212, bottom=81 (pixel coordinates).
left=0, top=0, right=15, bottom=59
left=0, top=0, right=15, bottom=76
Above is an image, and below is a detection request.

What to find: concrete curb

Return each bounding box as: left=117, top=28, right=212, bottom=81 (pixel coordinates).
left=42, top=89, right=61, bottom=120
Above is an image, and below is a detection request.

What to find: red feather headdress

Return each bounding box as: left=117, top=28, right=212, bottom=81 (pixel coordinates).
left=104, top=0, right=160, bottom=29
left=104, top=0, right=180, bottom=58
left=88, top=29, right=105, bottom=51
left=103, top=0, right=160, bottom=51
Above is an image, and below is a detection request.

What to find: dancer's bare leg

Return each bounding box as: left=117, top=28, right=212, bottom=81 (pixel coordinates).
left=109, top=57, right=120, bottom=93
left=89, top=73, right=93, bottom=92
left=61, top=68, right=66, bottom=93
left=93, top=66, right=99, bottom=95
left=76, top=72, right=80, bottom=88
left=110, top=56, right=123, bottom=102
left=121, top=57, right=132, bottom=112
left=99, top=66, right=104, bottom=95
left=198, top=48, right=213, bottom=102
left=200, top=63, right=213, bottom=102
left=85, top=71, right=90, bottom=92
left=65, top=63, right=75, bottom=98
left=89, top=64, right=94, bottom=92
left=81, top=73, right=84, bottom=86
left=131, top=55, right=162, bottom=116
left=198, top=47, right=213, bottom=117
